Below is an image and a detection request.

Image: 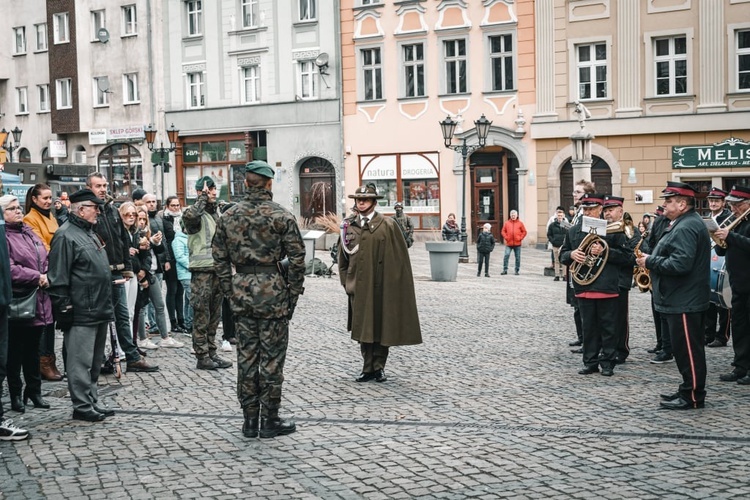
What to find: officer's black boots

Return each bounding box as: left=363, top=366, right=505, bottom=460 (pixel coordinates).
left=242, top=407, right=259, bottom=438
left=259, top=410, right=296, bottom=438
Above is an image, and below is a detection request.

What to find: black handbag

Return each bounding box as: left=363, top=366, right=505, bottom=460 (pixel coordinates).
left=9, top=288, right=38, bottom=320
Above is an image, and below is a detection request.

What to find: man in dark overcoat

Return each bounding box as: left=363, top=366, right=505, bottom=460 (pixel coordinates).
left=338, top=183, right=422, bottom=382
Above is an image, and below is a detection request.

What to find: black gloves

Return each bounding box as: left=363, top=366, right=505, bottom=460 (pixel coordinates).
left=55, top=305, right=74, bottom=332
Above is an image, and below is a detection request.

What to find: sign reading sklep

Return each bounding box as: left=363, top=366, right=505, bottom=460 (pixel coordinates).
left=673, top=137, right=750, bottom=169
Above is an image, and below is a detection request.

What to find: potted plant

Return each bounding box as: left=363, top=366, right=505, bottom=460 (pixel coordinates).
left=424, top=229, right=464, bottom=282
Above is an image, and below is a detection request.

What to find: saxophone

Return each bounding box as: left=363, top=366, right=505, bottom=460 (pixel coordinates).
left=633, top=230, right=651, bottom=293
left=571, top=221, right=624, bottom=286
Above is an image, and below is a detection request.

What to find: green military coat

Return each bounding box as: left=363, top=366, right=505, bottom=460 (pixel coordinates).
left=338, top=211, right=422, bottom=346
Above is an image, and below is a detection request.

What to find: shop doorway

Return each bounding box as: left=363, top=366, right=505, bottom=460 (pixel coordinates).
left=299, top=157, right=335, bottom=220
left=470, top=152, right=505, bottom=240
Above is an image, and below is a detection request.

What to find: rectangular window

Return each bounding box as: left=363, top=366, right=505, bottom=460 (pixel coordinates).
left=16, top=87, right=29, bottom=114
left=35, top=24, right=47, bottom=51
left=38, top=84, right=50, bottom=112
left=186, top=1, right=202, bottom=36
left=738, top=29, right=750, bottom=90
left=362, top=47, right=383, bottom=101
left=402, top=43, right=425, bottom=97
left=242, top=0, right=259, bottom=28
left=362, top=0, right=381, bottom=4
left=187, top=72, right=205, bottom=108
left=577, top=42, right=607, bottom=99
left=56, top=78, right=72, bottom=109
left=444, top=39, right=467, bottom=94
left=91, top=10, right=106, bottom=41
left=298, top=61, right=318, bottom=99
left=242, top=66, right=260, bottom=103
left=122, top=5, right=137, bottom=36
left=490, top=34, right=515, bottom=92
left=13, top=27, right=26, bottom=54
left=53, top=12, right=69, bottom=43
left=94, top=77, right=109, bottom=107
left=299, top=0, right=316, bottom=21
left=123, top=73, right=139, bottom=103
left=654, top=36, right=687, bottom=95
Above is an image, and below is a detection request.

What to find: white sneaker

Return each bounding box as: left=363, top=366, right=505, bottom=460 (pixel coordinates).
left=221, top=340, right=232, bottom=352
left=160, top=337, right=185, bottom=348
left=0, top=419, right=30, bottom=441
left=139, top=338, right=160, bottom=350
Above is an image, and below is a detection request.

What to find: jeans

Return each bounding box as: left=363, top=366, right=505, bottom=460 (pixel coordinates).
left=138, top=276, right=170, bottom=340
left=165, top=267, right=185, bottom=329
left=112, top=281, right=141, bottom=363
left=180, top=279, right=193, bottom=330
left=503, top=246, right=521, bottom=272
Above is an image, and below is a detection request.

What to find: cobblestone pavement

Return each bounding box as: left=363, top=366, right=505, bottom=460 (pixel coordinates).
left=2, top=244, right=749, bottom=499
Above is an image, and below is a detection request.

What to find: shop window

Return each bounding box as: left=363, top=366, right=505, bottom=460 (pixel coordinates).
left=97, top=143, right=143, bottom=198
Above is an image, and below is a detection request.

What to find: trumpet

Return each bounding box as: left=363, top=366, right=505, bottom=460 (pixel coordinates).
left=711, top=206, right=750, bottom=249
left=571, top=221, right=624, bottom=286
left=633, top=230, right=651, bottom=292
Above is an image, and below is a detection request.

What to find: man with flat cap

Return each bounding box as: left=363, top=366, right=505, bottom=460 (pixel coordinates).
left=713, top=185, right=750, bottom=385
left=183, top=175, right=233, bottom=371
left=47, top=189, right=115, bottom=421
left=704, top=187, right=733, bottom=347
left=636, top=181, right=710, bottom=410
left=561, top=193, right=632, bottom=377
left=214, top=160, right=306, bottom=438
left=338, top=183, right=422, bottom=383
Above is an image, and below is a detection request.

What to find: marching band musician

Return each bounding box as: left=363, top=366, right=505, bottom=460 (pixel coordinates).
left=560, top=193, right=633, bottom=377
left=567, top=179, right=596, bottom=352
left=713, top=185, right=750, bottom=385
left=705, top=187, right=733, bottom=348
left=602, top=195, right=641, bottom=365
left=642, top=206, right=672, bottom=362
left=636, top=181, right=709, bottom=410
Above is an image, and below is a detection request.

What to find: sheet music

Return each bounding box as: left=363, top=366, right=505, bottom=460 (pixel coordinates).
left=582, top=216, right=607, bottom=235
left=703, top=218, right=719, bottom=232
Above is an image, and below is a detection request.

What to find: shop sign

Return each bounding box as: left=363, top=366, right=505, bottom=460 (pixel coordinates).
left=361, top=153, right=439, bottom=180
left=673, top=137, right=750, bottom=169
left=108, top=125, right=145, bottom=143
left=49, top=140, right=67, bottom=158
left=89, top=129, right=107, bottom=145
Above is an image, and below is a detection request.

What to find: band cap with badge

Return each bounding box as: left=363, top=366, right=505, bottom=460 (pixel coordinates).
left=659, top=181, right=696, bottom=198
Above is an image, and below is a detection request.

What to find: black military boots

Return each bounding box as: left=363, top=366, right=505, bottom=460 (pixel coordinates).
left=242, top=407, right=259, bottom=438
left=259, top=410, right=296, bottom=438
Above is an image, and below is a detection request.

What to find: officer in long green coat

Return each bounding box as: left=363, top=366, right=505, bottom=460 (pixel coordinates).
left=338, top=183, right=422, bottom=382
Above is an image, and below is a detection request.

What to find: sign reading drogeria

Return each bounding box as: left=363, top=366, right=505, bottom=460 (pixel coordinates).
left=673, top=137, right=750, bottom=169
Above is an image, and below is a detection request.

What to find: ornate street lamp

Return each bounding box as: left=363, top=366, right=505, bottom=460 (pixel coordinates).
left=144, top=123, right=179, bottom=202
left=1, top=126, right=23, bottom=162
left=439, top=114, right=492, bottom=262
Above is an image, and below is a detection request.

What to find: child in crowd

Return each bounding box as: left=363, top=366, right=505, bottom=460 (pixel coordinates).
left=476, top=223, right=496, bottom=277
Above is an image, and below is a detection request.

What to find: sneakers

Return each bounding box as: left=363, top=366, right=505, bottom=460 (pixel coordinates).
left=221, top=340, right=233, bottom=352
left=210, top=355, right=233, bottom=369
left=650, top=352, right=674, bottom=364
left=0, top=419, right=30, bottom=441
left=159, top=337, right=185, bottom=348
left=139, top=338, right=160, bottom=350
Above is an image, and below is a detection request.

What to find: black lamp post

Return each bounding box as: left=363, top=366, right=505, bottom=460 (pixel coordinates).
left=144, top=123, right=179, bottom=202
left=439, top=114, right=492, bottom=262
left=1, top=126, right=23, bottom=162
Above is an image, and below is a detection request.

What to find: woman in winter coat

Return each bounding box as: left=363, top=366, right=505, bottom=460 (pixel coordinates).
left=1, top=195, right=54, bottom=413
left=476, top=223, right=496, bottom=277
left=500, top=210, right=527, bottom=275
left=442, top=213, right=461, bottom=241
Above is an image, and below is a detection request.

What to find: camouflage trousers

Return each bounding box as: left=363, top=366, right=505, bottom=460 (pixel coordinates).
left=190, top=271, right=222, bottom=358
left=236, top=315, right=289, bottom=416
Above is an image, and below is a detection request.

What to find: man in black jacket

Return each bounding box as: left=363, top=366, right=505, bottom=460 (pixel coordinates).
left=48, top=190, right=116, bottom=421
left=637, top=181, right=709, bottom=410
left=86, top=173, right=157, bottom=372
left=714, top=185, right=750, bottom=385
left=642, top=206, right=670, bottom=359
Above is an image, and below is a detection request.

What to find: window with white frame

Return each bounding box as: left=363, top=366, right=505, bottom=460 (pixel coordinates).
left=13, top=27, right=26, bottom=54
left=53, top=12, right=69, bottom=43
left=489, top=34, right=514, bottom=92
left=242, top=0, right=259, bottom=28
left=56, top=78, right=72, bottom=109
left=242, top=66, right=260, bottom=103
left=738, top=29, right=750, bottom=90
left=654, top=36, right=687, bottom=95
left=91, top=10, right=106, bottom=41
left=186, top=1, right=202, bottom=36
left=362, top=0, right=381, bottom=4
left=35, top=24, right=47, bottom=51
left=123, top=73, right=139, bottom=103
left=299, top=0, right=316, bottom=21
left=122, top=5, right=137, bottom=36
left=577, top=42, right=607, bottom=99
left=402, top=43, right=425, bottom=98
left=444, top=39, right=467, bottom=94
left=16, top=88, right=29, bottom=114
left=94, top=77, right=109, bottom=106
left=361, top=47, right=383, bottom=100
left=187, top=72, right=205, bottom=108
left=298, top=61, right=318, bottom=99
left=38, top=84, right=50, bottom=112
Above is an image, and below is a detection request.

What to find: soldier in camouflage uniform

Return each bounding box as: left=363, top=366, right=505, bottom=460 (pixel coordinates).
left=183, top=176, right=233, bottom=371
left=391, top=201, right=414, bottom=248
left=213, top=160, right=306, bottom=439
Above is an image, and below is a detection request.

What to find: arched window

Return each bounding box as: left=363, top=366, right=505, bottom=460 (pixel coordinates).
left=299, top=157, right=335, bottom=220
left=18, top=148, right=31, bottom=163
left=41, top=147, right=52, bottom=163
left=97, top=144, right=143, bottom=198
left=559, top=156, right=612, bottom=210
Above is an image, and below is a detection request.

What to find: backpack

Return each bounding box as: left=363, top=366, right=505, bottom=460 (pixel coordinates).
left=305, top=257, right=329, bottom=276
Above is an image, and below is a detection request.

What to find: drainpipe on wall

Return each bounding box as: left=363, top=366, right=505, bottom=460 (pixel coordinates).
left=146, top=0, right=158, bottom=197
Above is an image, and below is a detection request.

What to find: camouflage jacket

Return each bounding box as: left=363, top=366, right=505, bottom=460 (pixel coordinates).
left=213, top=186, right=306, bottom=319
left=391, top=213, right=414, bottom=248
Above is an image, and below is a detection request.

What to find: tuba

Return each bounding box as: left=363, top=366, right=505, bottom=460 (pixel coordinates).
left=571, top=221, right=624, bottom=286
left=633, top=230, right=651, bottom=292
